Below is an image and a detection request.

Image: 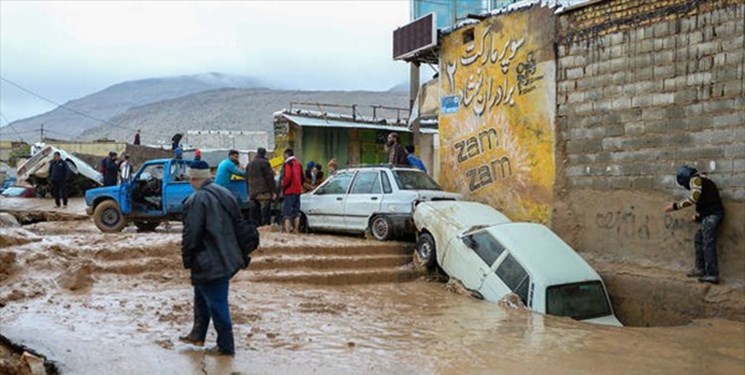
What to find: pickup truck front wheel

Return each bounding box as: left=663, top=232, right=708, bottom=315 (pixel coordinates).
left=94, top=200, right=128, bottom=233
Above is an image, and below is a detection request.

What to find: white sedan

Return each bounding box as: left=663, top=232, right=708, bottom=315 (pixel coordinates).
left=300, top=165, right=461, bottom=240
left=413, top=201, right=623, bottom=327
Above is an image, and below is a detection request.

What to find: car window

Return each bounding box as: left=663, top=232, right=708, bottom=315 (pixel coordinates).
left=317, top=173, right=353, bottom=195
left=350, top=171, right=380, bottom=194
left=139, top=164, right=164, bottom=181
left=462, top=231, right=505, bottom=267
left=546, top=281, right=612, bottom=320
left=170, top=160, right=188, bottom=182
left=496, top=254, right=530, bottom=304
left=380, top=171, right=392, bottom=194
left=392, top=170, right=442, bottom=191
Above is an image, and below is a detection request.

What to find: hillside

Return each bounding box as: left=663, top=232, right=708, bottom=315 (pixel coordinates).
left=79, top=88, right=410, bottom=144
left=0, top=73, right=264, bottom=142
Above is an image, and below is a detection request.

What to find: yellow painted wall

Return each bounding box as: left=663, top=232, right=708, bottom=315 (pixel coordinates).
left=438, top=7, right=557, bottom=223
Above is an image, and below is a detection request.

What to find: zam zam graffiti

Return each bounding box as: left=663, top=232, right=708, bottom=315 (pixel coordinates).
left=453, top=128, right=512, bottom=192
left=445, top=26, right=544, bottom=116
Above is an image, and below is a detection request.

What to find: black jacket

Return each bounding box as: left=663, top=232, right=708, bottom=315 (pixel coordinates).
left=48, top=159, right=69, bottom=183
left=181, top=180, right=246, bottom=285
left=246, top=156, right=275, bottom=199
left=103, top=158, right=119, bottom=186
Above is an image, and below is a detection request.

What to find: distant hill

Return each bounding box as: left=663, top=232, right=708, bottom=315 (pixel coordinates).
left=388, top=82, right=409, bottom=92
left=78, top=88, right=410, bottom=145
left=0, top=73, right=265, bottom=142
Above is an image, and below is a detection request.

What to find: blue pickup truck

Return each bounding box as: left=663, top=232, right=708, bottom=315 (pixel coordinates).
left=85, top=158, right=248, bottom=232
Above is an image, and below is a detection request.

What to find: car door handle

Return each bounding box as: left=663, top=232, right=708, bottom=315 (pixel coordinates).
left=371, top=197, right=378, bottom=201
left=336, top=197, right=343, bottom=201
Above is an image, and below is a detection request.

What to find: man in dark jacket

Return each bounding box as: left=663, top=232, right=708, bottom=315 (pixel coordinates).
left=246, top=147, right=276, bottom=226
left=48, top=151, right=69, bottom=208
left=665, top=165, right=725, bottom=284
left=102, top=152, right=119, bottom=186
left=385, top=132, right=408, bottom=166
left=179, top=162, right=246, bottom=356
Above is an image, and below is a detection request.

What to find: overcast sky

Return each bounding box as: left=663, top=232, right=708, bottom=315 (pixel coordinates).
left=0, top=1, right=411, bottom=123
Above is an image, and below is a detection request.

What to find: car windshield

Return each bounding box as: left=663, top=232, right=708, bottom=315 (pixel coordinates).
left=546, top=281, right=612, bottom=320
left=392, top=170, right=442, bottom=191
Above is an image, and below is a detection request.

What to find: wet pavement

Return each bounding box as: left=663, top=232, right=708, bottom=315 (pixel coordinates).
left=0, top=203, right=744, bottom=374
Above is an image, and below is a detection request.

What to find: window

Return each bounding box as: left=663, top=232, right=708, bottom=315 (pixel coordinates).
left=462, top=231, right=505, bottom=267
left=317, top=173, right=353, bottom=195
left=496, top=254, right=530, bottom=304
left=546, top=281, right=612, bottom=320
left=170, top=160, right=188, bottom=182
left=392, top=170, right=442, bottom=191
left=138, top=164, right=164, bottom=181
left=350, top=171, right=380, bottom=194
left=381, top=171, right=392, bottom=194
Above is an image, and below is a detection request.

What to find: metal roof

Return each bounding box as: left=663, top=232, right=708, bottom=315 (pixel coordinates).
left=279, top=114, right=438, bottom=134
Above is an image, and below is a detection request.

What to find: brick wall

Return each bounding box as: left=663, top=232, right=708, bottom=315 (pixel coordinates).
left=553, top=0, right=745, bottom=281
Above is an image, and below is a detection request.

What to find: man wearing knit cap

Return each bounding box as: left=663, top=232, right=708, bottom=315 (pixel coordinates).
left=179, top=161, right=246, bottom=356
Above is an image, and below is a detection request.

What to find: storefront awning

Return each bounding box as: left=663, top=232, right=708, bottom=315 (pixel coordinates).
left=279, top=114, right=438, bottom=134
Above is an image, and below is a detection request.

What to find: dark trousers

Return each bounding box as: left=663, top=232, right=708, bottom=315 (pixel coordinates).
left=250, top=198, right=272, bottom=226
left=694, top=214, right=722, bottom=277
left=50, top=181, right=68, bottom=206
left=190, top=276, right=234, bottom=353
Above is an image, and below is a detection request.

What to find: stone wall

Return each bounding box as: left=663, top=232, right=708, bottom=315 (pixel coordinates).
left=553, top=0, right=745, bottom=281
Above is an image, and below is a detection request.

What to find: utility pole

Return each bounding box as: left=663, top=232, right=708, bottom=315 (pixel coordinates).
left=40, top=123, right=45, bottom=142
left=409, top=62, right=420, bottom=147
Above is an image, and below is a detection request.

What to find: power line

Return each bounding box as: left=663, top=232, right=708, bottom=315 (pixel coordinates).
left=0, top=76, right=171, bottom=139
left=0, top=110, right=25, bottom=139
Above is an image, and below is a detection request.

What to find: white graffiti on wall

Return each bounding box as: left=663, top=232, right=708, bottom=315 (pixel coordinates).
left=446, top=25, right=544, bottom=116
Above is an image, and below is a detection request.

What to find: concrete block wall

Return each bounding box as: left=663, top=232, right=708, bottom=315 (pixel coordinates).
left=553, top=0, right=745, bottom=281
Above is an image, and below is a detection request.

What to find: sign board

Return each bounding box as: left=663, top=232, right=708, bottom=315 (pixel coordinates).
left=393, top=13, right=437, bottom=61
left=440, top=95, right=459, bottom=114
left=270, top=155, right=285, bottom=169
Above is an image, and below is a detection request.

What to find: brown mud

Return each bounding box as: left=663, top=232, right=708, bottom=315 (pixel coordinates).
left=0, top=218, right=744, bottom=374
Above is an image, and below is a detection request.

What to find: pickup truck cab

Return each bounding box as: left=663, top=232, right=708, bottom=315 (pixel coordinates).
left=85, top=158, right=248, bottom=232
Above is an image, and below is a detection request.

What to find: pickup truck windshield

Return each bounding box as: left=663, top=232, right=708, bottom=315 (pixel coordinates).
left=392, top=170, right=442, bottom=191
left=546, top=281, right=612, bottom=320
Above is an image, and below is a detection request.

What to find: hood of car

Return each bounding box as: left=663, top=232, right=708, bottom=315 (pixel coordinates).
left=581, top=314, right=623, bottom=327
left=85, top=185, right=121, bottom=206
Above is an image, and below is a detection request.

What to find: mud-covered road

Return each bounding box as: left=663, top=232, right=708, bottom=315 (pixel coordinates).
left=1, top=198, right=744, bottom=374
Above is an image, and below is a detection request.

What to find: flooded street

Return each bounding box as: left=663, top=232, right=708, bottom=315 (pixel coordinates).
left=1, top=198, right=744, bottom=374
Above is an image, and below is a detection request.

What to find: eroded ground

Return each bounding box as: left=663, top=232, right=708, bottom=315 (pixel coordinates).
left=1, top=198, right=744, bottom=374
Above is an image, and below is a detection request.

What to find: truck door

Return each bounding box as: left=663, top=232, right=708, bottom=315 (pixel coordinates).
left=131, top=162, right=166, bottom=216
left=163, top=160, right=193, bottom=214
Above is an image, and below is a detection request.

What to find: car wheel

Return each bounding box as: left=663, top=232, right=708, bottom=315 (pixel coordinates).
left=370, top=215, right=393, bottom=241
left=414, top=232, right=437, bottom=271
left=133, top=220, right=160, bottom=232
left=93, top=200, right=128, bottom=233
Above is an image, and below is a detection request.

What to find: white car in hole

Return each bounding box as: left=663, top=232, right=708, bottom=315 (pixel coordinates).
left=300, top=165, right=461, bottom=240
left=413, top=201, right=623, bottom=327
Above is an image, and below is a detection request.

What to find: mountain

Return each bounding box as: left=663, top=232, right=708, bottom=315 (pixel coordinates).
left=78, top=88, right=410, bottom=143
left=388, top=82, right=409, bottom=92
left=0, top=73, right=265, bottom=142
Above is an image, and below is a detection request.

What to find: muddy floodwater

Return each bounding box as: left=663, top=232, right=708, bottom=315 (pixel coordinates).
left=0, top=203, right=743, bottom=374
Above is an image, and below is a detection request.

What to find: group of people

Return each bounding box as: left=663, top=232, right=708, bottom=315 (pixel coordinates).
left=99, top=151, right=133, bottom=187
left=384, top=132, right=427, bottom=172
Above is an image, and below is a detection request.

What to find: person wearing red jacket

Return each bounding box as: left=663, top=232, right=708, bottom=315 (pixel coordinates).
left=281, top=148, right=303, bottom=233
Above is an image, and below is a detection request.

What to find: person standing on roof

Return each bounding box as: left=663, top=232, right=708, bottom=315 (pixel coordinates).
left=246, top=148, right=276, bottom=226
left=134, top=130, right=141, bottom=146
left=280, top=148, right=303, bottom=233
left=385, top=132, right=407, bottom=166
left=48, top=151, right=69, bottom=208
left=405, top=145, right=427, bottom=173
left=665, top=165, right=725, bottom=284
left=215, top=150, right=246, bottom=188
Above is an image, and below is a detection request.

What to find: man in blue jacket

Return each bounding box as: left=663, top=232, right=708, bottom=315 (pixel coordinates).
left=48, top=152, right=69, bottom=208
left=179, top=162, right=248, bottom=356
left=215, top=150, right=246, bottom=188
left=405, top=145, right=427, bottom=173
